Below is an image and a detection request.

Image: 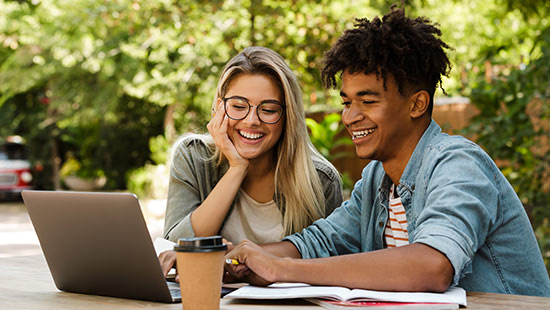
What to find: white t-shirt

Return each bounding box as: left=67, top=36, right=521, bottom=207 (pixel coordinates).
left=220, top=189, right=284, bottom=244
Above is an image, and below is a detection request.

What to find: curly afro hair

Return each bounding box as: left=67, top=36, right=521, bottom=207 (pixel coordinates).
left=321, top=7, right=452, bottom=115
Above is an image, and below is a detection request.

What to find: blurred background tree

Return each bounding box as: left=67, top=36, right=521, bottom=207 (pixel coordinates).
left=0, top=0, right=549, bottom=268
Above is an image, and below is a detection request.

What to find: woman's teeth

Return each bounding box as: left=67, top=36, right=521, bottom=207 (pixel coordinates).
left=239, top=130, right=264, bottom=140
left=352, top=128, right=376, bottom=139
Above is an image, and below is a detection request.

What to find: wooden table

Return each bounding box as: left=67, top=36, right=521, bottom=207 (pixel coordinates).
left=1, top=255, right=549, bottom=309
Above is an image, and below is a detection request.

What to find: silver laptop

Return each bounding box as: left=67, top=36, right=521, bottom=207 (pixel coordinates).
left=22, top=190, right=181, bottom=303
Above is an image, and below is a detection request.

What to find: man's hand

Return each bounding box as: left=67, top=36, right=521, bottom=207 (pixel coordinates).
left=223, top=239, right=285, bottom=286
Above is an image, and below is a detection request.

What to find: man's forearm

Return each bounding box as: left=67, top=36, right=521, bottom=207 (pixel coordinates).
left=261, top=241, right=302, bottom=258
left=275, top=243, right=453, bottom=292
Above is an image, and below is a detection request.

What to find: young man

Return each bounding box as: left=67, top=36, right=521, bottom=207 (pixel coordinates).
left=224, top=8, right=550, bottom=296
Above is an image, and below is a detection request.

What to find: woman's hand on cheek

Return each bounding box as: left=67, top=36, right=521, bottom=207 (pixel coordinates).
left=207, top=100, right=249, bottom=169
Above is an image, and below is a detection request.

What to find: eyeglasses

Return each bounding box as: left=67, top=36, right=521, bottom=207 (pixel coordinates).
left=223, top=96, right=285, bottom=124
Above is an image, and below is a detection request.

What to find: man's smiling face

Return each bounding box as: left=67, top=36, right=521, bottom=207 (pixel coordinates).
left=340, top=70, right=414, bottom=163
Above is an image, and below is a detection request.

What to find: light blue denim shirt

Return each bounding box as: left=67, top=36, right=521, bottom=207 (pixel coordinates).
left=285, top=120, right=550, bottom=297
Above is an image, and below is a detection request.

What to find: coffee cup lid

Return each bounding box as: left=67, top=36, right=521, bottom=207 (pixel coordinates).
left=173, top=236, right=227, bottom=252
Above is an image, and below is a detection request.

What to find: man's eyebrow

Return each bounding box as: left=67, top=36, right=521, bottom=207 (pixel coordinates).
left=340, top=90, right=380, bottom=97
left=357, top=89, right=380, bottom=96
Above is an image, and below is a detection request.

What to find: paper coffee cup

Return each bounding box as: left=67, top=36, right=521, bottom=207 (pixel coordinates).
left=174, top=236, right=227, bottom=310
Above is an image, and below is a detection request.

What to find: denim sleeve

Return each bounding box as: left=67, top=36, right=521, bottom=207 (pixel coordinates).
left=284, top=178, right=365, bottom=259
left=412, top=141, right=501, bottom=286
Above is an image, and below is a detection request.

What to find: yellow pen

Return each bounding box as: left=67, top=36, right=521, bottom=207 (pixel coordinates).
left=225, top=258, right=240, bottom=265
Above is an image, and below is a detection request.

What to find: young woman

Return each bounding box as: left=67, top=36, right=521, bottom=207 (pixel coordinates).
left=162, top=46, right=342, bottom=246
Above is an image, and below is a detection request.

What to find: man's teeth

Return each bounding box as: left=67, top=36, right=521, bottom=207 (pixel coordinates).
left=352, top=128, right=376, bottom=139
left=239, top=130, right=264, bottom=140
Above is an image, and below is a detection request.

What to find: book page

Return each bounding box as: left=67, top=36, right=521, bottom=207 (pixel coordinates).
left=225, top=283, right=466, bottom=306
left=346, top=287, right=466, bottom=305
left=224, top=283, right=354, bottom=300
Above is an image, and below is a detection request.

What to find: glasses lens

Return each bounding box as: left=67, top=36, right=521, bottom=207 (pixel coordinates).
left=225, top=98, right=249, bottom=120
left=258, top=103, right=283, bottom=123
left=224, top=97, right=284, bottom=123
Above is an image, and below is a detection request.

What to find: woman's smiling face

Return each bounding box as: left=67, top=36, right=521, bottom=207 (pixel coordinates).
left=223, top=73, right=285, bottom=161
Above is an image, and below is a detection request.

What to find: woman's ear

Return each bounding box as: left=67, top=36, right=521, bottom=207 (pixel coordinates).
left=409, top=90, right=430, bottom=119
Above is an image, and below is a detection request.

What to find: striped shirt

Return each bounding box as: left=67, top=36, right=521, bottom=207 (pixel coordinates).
left=384, top=184, right=409, bottom=247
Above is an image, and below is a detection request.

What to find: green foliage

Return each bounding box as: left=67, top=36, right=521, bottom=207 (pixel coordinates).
left=126, top=135, right=170, bottom=200
left=126, top=163, right=169, bottom=200
left=1, top=0, right=545, bottom=173
left=468, top=72, right=549, bottom=205
left=0, top=0, right=379, bottom=189
left=306, top=113, right=354, bottom=192
left=306, top=113, right=352, bottom=161
left=149, top=135, right=171, bottom=165
left=59, top=154, right=104, bottom=179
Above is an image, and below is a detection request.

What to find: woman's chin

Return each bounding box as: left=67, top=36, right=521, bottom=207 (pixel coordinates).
left=236, top=150, right=260, bottom=160
left=235, top=146, right=273, bottom=161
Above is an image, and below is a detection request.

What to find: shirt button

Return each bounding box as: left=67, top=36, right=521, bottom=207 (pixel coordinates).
left=378, top=221, right=384, bottom=227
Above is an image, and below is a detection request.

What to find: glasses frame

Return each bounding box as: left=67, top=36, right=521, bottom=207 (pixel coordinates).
left=222, top=96, right=285, bottom=124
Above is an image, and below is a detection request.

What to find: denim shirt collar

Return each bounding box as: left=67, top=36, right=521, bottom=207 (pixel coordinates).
left=396, top=120, right=441, bottom=196
left=377, top=121, right=440, bottom=206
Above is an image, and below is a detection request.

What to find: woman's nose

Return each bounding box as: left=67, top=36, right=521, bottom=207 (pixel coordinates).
left=242, top=106, right=261, bottom=125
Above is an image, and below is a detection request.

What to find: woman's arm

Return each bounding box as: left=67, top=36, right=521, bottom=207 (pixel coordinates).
left=191, top=100, right=250, bottom=237
left=190, top=165, right=247, bottom=236
left=163, top=137, right=227, bottom=241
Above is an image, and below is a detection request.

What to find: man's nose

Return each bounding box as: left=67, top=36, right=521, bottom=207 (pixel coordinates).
left=342, top=102, right=364, bottom=126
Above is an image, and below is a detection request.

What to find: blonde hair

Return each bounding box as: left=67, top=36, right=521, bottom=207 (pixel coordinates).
left=210, top=46, right=338, bottom=235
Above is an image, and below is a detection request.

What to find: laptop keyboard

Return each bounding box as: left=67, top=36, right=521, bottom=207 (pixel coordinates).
left=167, top=281, right=182, bottom=299
left=170, top=288, right=182, bottom=299
left=166, top=281, right=237, bottom=299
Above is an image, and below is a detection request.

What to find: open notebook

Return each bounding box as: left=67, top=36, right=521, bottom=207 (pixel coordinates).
left=225, top=283, right=467, bottom=309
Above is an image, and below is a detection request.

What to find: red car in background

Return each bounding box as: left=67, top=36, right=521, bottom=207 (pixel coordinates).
left=0, top=136, right=33, bottom=199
